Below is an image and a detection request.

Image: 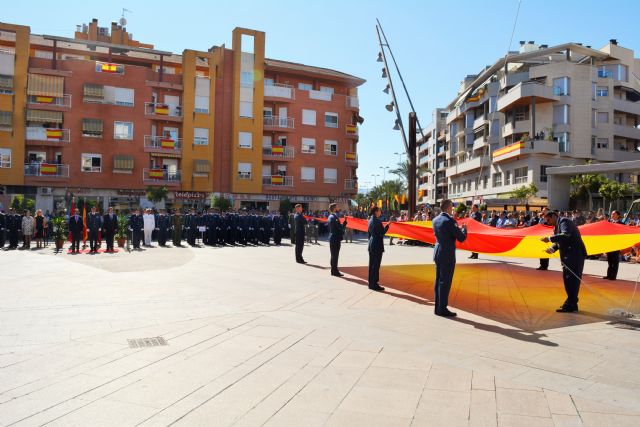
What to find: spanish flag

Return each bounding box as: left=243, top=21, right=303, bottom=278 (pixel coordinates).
left=82, top=200, right=88, bottom=243
left=161, top=138, right=175, bottom=149
left=346, top=124, right=358, bottom=135
left=100, top=63, right=120, bottom=73
left=36, top=96, right=54, bottom=104
left=394, top=194, right=400, bottom=204
left=40, top=163, right=57, bottom=175
left=154, top=104, right=169, bottom=115
left=271, top=175, right=284, bottom=185
left=271, top=146, right=284, bottom=155
left=46, top=129, right=63, bottom=139
left=149, top=169, right=164, bottom=179
left=345, top=152, right=357, bottom=160
left=401, top=194, right=406, bottom=204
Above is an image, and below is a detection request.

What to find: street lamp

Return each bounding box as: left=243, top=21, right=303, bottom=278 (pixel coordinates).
left=393, top=152, right=403, bottom=164
left=372, top=174, right=380, bottom=186
left=379, top=166, right=389, bottom=181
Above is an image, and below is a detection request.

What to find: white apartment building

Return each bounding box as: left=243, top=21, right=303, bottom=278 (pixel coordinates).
left=440, top=39, right=640, bottom=208
left=417, top=108, right=448, bottom=206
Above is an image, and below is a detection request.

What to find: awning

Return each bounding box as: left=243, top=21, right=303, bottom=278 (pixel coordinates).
left=193, top=159, right=210, bottom=173
left=26, top=109, right=63, bottom=123
left=27, top=74, right=64, bottom=97
left=150, top=152, right=181, bottom=159
left=0, top=75, right=13, bottom=89
left=113, top=155, right=134, bottom=170
left=83, top=83, right=104, bottom=98
left=82, top=118, right=103, bottom=133
left=0, top=111, right=11, bottom=126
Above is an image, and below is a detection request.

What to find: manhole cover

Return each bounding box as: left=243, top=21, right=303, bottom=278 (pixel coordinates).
left=127, top=337, right=168, bottom=348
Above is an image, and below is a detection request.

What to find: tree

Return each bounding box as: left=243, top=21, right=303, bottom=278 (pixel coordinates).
left=569, top=174, right=605, bottom=211
left=11, top=195, right=35, bottom=213
left=212, top=196, right=232, bottom=211
left=279, top=198, right=292, bottom=216
left=599, top=180, right=632, bottom=213
left=390, top=160, right=430, bottom=182
left=510, top=182, right=538, bottom=205
left=367, top=179, right=406, bottom=210
left=455, top=203, right=468, bottom=216
left=146, top=186, right=168, bottom=204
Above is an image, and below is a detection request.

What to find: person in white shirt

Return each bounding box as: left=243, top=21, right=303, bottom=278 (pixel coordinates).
left=142, top=208, right=155, bottom=246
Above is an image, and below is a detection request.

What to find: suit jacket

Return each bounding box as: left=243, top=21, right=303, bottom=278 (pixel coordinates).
left=470, top=211, right=482, bottom=222
left=87, top=213, right=102, bottom=232
left=294, top=213, right=306, bottom=237
left=328, top=213, right=346, bottom=243
left=549, top=217, right=587, bottom=260
left=368, top=216, right=390, bottom=253
left=68, top=215, right=84, bottom=235
left=128, top=214, right=143, bottom=231
left=103, top=213, right=118, bottom=233
left=433, top=212, right=467, bottom=264
left=0, top=213, right=5, bottom=230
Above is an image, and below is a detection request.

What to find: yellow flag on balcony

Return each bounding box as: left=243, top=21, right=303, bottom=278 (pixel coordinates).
left=271, top=175, right=284, bottom=185
left=40, top=163, right=57, bottom=175
left=161, top=139, right=175, bottom=149
left=36, top=96, right=54, bottom=104
left=154, top=104, right=169, bottom=115
left=346, top=124, right=357, bottom=135
left=271, top=146, right=284, bottom=155
left=346, top=152, right=357, bottom=160
left=149, top=169, right=164, bottom=178
left=46, top=129, right=63, bottom=139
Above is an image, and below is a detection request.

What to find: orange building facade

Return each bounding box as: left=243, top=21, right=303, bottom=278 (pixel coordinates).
left=0, top=19, right=364, bottom=212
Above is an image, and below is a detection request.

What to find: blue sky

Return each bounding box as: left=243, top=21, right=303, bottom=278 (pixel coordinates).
left=5, top=0, right=640, bottom=192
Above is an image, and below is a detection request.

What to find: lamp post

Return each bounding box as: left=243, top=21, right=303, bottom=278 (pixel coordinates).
left=393, top=152, right=403, bottom=164
left=379, top=166, right=389, bottom=182
left=372, top=174, right=380, bottom=186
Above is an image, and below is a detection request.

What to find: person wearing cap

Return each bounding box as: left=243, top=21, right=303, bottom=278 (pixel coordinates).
left=328, top=202, right=347, bottom=277
left=293, top=204, right=306, bottom=263
left=102, top=207, right=118, bottom=252
left=541, top=210, right=587, bottom=313
left=171, top=210, right=183, bottom=247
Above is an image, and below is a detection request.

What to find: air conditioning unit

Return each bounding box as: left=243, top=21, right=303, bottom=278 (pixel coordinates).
left=40, top=187, right=52, bottom=195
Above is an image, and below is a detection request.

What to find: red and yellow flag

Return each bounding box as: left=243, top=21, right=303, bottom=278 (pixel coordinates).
left=154, top=104, right=169, bottom=115
left=271, top=146, right=284, bottom=155
left=100, top=63, right=120, bottom=73
left=40, top=163, right=57, bottom=175
left=345, top=152, right=357, bottom=160
left=346, top=124, right=358, bottom=135
left=36, top=96, right=54, bottom=104
left=149, top=169, right=164, bottom=179
left=271, top=175, right=284, bottom=185
left=46, top=129, right=63, bottom=139
left=161, top=138, right=175, bottom=149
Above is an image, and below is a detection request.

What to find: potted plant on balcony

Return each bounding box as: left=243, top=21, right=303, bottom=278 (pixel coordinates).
left=115, top=214, right=129, bottom=248
left=51, top=216, right=67, bottom=251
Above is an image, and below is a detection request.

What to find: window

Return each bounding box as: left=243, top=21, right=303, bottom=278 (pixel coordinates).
left=554, top=132, right=570, bottom=152
left=492, top=172, right=502, bottom=187
left=323, top=168, right=337, bottom=184
left=596, top=86, right=608, bottom=97
left=81, top=153, right=102, bottom=172
left=483, top=175, right=488, bottom=189
left=597, top=112, right=609, bottom=123
left=552, top=77, right=570, bottom=96
left=465, top=112, right=474, bottom=128
left=324, top=140, right=338, bottom=156
left=239, top=132, right=252, bottom=148
left=592, top=82, right=596, bottom=100
left=195, top=96, right=209, bottom=113
left=301, top=167, right=315, bottom=183
left=262, top=135, right=272, bottom=147
left=596, top=137, right=609, bottom=148
left=301, top=137, right=316, bottom=154
left=114, top=121, right=133, bottom=140
left=82, top=118, right=103, bottom=137
left=540, top=165, right=549, bottom=182
left=238, top=162, right=251, bottom=180
left=194, top=128, right=208, bottom=145
left=553, top=105, right=569, bottom=125
left=35, top=50, right=53, bottom=59
left=514, top=167, right=528, bottom=184
left=240, top=101, right=253, bottom=118
left=324, top=112, right=338, bottom=128
left=504, top=170, right=511, bottom=186
left=319, top=86, right=334, bottom=94
left=302, top=109, right=316, bottom=126
left=298, top=83, right=312, bottom=91
left=0, top=148, right=11, bottom=168
left=103, top=86, right=134, bottom=106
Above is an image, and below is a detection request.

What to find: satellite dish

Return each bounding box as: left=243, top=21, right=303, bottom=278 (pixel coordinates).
left=119, top=17, right=127, bottom=27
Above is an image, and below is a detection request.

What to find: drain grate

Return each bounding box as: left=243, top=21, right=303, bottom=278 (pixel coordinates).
left=127, top=337, right=168, bottom=348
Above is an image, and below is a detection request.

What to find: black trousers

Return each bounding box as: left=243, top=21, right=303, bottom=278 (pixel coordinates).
left=132, top=229, right=142, bottom=248
left=71, top=231, right=82, bottom=251
left=606, top=251, right=620, bottom=280
left=330, top=240, right=341, bottom=274
left=104, top=230, right=115, bottom=250
left=295, top=235, right=305, bottom=262
left=561, top=255, right=584, bottom=308
left=539, top=258, right=549, bottom=269
left=158, top=229, right=167, bottom=246
left=9, top=229, right=19, bottom=247
left=434, top=261, right=456, bottom=313
left=0, top=229, right=5, bottom=248
left=274, top=229, right=282, bottom=245
left=368, top=250, right=383, bottom=287
left=89, top=230, right=99, bottom=251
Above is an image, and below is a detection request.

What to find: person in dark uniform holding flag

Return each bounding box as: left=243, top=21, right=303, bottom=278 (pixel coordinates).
left=604, top=210, right=623, bottom=280
left=541, top=210, right=587, bottom=313
left=328, top=203, right=347, bottom=276
left=102, top=207, right=118, bottom=252
left=368, top=206, right=389, bottom=291
left=294, top=204, right=306, bottom=263
left=87, top=206, right=102, bottom=253
left=68, top=208, right=84, bottom=253
left=468, top=204, right=482, bottom=259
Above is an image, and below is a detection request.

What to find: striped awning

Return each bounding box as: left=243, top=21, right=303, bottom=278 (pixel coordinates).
left=0, top=111, right=11, bottom=126
left=193, top=159, right=210, bottom=173
left=27, top=74, right=64, bottom=97
left=113, top=155, right=134, bottom=170
left=0, top=75, right=13, bottom=89
left=82, top=118, right=103, bottom=132
left=83, top=83, right=104, bottom=98
left=26, top=109, right=63, bottom=123
left=150, top=152, right=181, bottom=159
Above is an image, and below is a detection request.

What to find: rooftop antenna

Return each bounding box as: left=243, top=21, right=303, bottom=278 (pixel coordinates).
left=119, top=8, right=133, bottom=27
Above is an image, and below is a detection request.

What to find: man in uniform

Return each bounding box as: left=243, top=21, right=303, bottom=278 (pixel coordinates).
left=541, top=210, right=587, bottom=312
left=0, top=209, right=6, bottom=249
left=328, top=203, right=347, bottom=277
left=294, top=204, right=306, bottom=264
left=433, top=199, right=467, bottom=317
left=171, top=210, right=183, bottom=247
left=68, top=208, right=84, bottom=253
left=102, top=207, right=118, bottom=252
left=272, top=212, right=283, bottom=246
left=157, top=209, right=170, bottom=247
left=6, top=208, right=21, bottom=249
left=468, top=204, right=482, bottom=259
left=142, top=208, right=155, bottom=247
left=604, top=210, right=623, bottom=280
left=87, top=206, right=102, bottom=253
left=534, top=207, right=550, bottom=271
left=128, top=209, right=144, bottom=250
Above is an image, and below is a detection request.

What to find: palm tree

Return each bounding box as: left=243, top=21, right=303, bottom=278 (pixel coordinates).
left=569, top=174, right=604, bottom=211
left=390, top=160, right=430, bottom=182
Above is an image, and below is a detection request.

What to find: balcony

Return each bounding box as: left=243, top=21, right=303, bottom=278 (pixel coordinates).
left=262, top=175, right=294, bottom=188
left=346, top=124, right=359, bottom=140
left=437, top=177, right=448, bottom=187
left=25, top=127, right=70, bottom=145
left=263, top=116, right=295, bottom=131
left=142, top=168, right=181, bottom=186
left=144, top=102, right=183, bottom=122
left=613, top=124, right=640, bottom=140
left=264, top=83, right=294, bottom=101
left=345, top=152, right=358, bottom=165
left=143, top=136, right=182, bottom=155
left=346, top=96, right=359, bottom=110
left=593, top=147, right=640, bottom=162
left=446, top=155, right=490, bottom=176
left=472, top=137, right=488, bottom=151
left=503, top=119, right=531, bottom=137
left=24, top=163, right=69, bottom=180
left=437, top=146, right=446, bottom=157
left=473, top=116, right=486, bottom=130
left=262, top=145, right=295, bottom=160
left=497, top=81, right=558, bottom=112
left=308, top=90, right=332, bottom=101
left=499, top=71, right=530, bottom=90
left=26, top=94, right=72, bottom=110
left=492, top=139, right=561, bottom=163
left=344, top=179, right=358, bottom=191
left=612, top=98, right=640, bottom=116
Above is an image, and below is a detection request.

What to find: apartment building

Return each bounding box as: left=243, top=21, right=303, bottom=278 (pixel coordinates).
left=0, top=19, right=364, bottom=212
left=417, top=108, right=448, bottom=206
left=439, top=40, right=640, bottom=208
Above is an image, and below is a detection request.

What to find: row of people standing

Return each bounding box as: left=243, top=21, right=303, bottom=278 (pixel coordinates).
left=0, top=209, right=48, bottom=250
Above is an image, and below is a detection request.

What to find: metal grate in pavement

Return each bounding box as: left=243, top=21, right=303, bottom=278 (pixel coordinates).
left=127, top=337, right=168, bottom=348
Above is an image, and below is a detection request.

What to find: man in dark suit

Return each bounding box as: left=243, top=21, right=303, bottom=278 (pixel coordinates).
left=541, top=210, right=587, bottom=313
left=294, top=204, right=306, bottom=264
left=68, top=208, right=84, bottom=253
left=433, top=199, right=467, bottom=317
left=102, top=207, right=118, bottom=252
left=368, top=206, right=390, bottom=291
left=468, top=204, right=482, bottom=259
left=87, top=206, right=102, bottom=253
left=6, top=208, right=21, bottom=249
left=157, top=209, right=169, bottom=247
left=604, top=210, right=623, bottom=280
left=328, top=203, right=347, bottom=277
left=272, top=213, right=283, bottom=246
left=128, top=209, right=143, bottom=249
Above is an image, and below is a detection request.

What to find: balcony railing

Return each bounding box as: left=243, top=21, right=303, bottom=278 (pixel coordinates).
left=345, top=152, right=358, bottom=164
left=262, top=175, right=293, bottom=187
left=346, top=96, right=359, bottom=109
left=144, top=135, right=182, bottom=153
left=144, top=102, right=183, bottom=118
left=264, top=83, right=294, bottom=100
left=27, top=94, right=72, bottom=108
left=24, top=163, right=69, bottom=178
left=308, top=89, right=332, bottom=101
left=344, top=179, right=357, bottom=190
left=143, top=168, right=181, bottom=183
left=25, top=127, right=70, bottom=143
left=262, top=145, right=295, bottom=159
left=263, top=116, right=295, bottom=129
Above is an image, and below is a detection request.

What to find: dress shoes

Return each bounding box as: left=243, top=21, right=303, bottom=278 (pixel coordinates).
left=536, top=266, right=548, bottom=271
left=331, top=272, right=344, bottom=277
left=435, top=310, right=457, bottom=317
left=369, top=285, right=385, bottom=292
left=556, top=306, right=578, bottom=313
left=468, top=254, right=478, bottom=259
left=296, top=260, right=307, bottom=264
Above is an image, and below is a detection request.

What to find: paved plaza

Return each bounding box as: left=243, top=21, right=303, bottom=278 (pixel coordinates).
left=1, top=238, right=640, bottom=426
